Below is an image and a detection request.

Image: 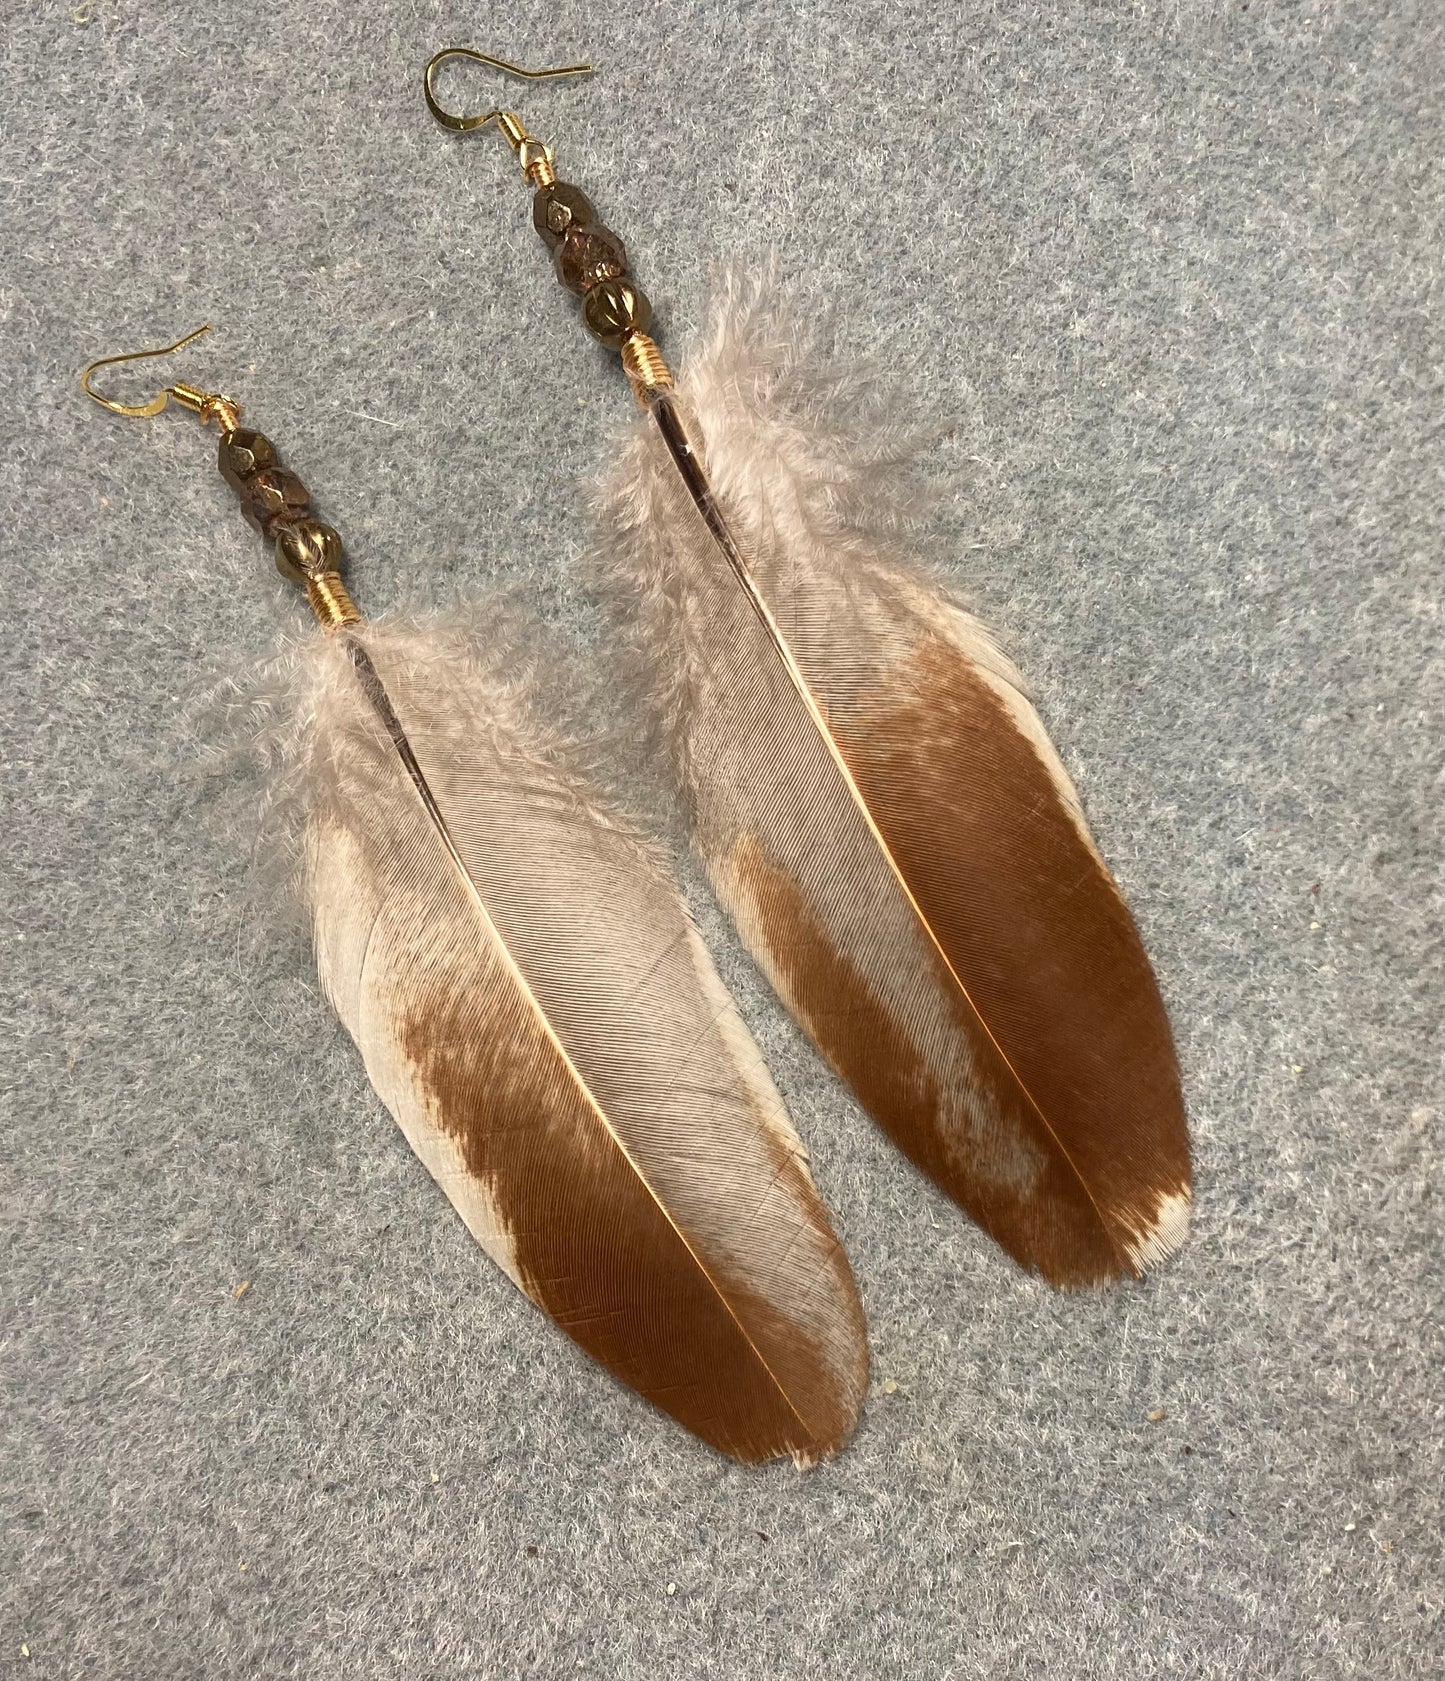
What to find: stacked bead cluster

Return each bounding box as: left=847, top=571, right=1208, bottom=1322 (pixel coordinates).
left=217, top=427, right=347, bottom=589
left=531, top=180, right=654, bottom=351
left=215, top=425, right=359, bottom=627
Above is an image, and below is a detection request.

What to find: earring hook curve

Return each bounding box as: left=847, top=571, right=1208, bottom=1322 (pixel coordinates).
left=80, top=325, right=216, bottom=419
left=80, top=325, right=240, bottom=429
left=423, top=47, right=592, bottom=136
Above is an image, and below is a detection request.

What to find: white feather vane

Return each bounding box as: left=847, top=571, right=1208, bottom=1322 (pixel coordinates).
left=250, top=611, right=867, bottom=1463
left=593, top=271, right=1192, bottom=1288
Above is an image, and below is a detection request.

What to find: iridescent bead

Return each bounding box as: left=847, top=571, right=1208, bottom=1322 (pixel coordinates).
left=243, top=467, right=311, bottom=538
left=554, top=223, right=629, bottom=295
left=532, top=182, right=595, bottom=251
left=217, top=427, right=278, bottom=489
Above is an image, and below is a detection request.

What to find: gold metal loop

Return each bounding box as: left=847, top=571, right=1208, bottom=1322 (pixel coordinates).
left=422, top=47, right=591, bottom=142
left=79, top=325, right=218, bottom=419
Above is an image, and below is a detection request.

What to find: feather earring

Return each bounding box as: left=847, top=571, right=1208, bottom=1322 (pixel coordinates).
left=424, top=50, right=1192, bottom=1288
left=78, top=327, right=866, bottom=1463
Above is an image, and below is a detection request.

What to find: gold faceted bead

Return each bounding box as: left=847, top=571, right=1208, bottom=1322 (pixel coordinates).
left=583, top=278, right=653, bottom=350
left=275, top=518, right=344, bottom=585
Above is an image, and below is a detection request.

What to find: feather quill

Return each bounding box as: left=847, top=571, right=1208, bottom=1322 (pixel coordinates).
left=284, top=615, right=866, bottom=1460
left=596, top=274, right=1191, bottom=1288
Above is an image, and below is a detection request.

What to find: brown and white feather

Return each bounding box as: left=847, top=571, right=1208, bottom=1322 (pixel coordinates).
left=287, top=618, right=866, bottom=1461
left=594, top=273, right=1191, bottom=1288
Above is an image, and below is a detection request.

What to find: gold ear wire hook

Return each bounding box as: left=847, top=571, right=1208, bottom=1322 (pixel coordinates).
left=80, top=325, right=241, bottom=429
left=423, top=47, right=591, bottom=168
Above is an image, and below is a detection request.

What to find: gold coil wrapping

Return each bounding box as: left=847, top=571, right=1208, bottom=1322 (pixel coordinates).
left=205, top=397, right=242, bottom=433
left=494, top=114, right=555, bottom=186
left=620, top=333, right=674, bottom=406
left=510, top=134, right=554, bottom=185
left=520, top=141, right=556, bottom=188
left=305, top=572, right=363, bottom=632
left=171, top=384, right=242, bottom=432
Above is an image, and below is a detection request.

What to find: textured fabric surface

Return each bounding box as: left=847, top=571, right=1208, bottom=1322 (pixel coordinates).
left=2, top=3, right=1440, bottom=1677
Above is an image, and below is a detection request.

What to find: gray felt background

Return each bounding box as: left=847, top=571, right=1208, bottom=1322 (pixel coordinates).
left=2, top=2, right=1440, bottom=1677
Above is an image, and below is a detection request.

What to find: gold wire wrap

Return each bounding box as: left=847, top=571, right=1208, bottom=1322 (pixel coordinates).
left=620, top=333, right=674, bottom=405
left=168, top=381, right=213, bottom=413
left=305, top=572, right=363, bottom=631
left=167, top=381, right=243, bottom=433
left=203, top=396, right=242, bottom=432
left=492, top=116, right=556, bottom=184
left=520, top=141, right=556, bottom=187
left=167, top=381, right=242, bottom=432
left=495, top=111, right=528, bottom=149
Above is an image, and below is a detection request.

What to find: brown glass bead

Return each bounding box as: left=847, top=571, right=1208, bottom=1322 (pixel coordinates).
left=583, top=278, right=653, bottom=349
left=275, top=518, right=344, bottom=584
left=218, top=427, right=309, bottom=535
left=532, top=182, right=594, bottom=251
left=239, top=467, right=311, bottom=538
left=217, top=428, right=278, bottom=490
left=554, top=223, right=629, bottom=295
